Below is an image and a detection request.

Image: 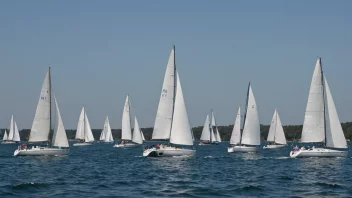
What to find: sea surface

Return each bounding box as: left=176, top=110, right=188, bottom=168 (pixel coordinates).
left=1, top=142, right=352, bottom=198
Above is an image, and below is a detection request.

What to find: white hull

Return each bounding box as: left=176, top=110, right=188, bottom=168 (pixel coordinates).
left=263, top=144, right=287, bottom=149
left=14, top=147, right=69, bottom=156
left=73, top=142, right=93, bottom=146
left=198, top=142, right=217, bottom=146
left=1, top=141, right=18, bottom=144
left=143, top=147, right=195, bottom=157
left=290, top=148, right=348, bottom=158
left=228, top=145, right=259, bottom=153
left=113, top=143, right=140, bottom=148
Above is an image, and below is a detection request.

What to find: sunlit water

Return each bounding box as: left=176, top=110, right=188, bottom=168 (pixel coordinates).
left=1, top=142, right=352, bottom=197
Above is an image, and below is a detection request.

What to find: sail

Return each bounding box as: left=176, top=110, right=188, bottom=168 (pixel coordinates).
left=324, top=76, right=347, bottom=148
left=104, top=117, right=113, bottom=142
left=100, top=117, right=108, bottom=141
left=267, top=110, right=277, bottom=142
left=273, top=110, right=287, bottom=145
left=241, top=84, right=260, bottom=146
left=13, top=121, right=20, bottom=142
left=75, top=108, right=85, bottom=140
left=141, top=130, right=145, bottom=141
left=29, top=70, right=51, bottom=142
left=8, top=115, right=14, bottom=141
left=132, top=117, right=143, bottom=144
left=52, top=95, right=69, bottom=148
left=84, top=112, right=94, bottom=142
left=301, top=58, right=325, bottom=143
left=2, top=130, right=8, bottom=141
left=199, top=115, right=210, bottom=141
left=152, top=47, right=175, bottom=140
left=210, top=127, right=216, bottom=142
left=230, top=107, right=241, bottom=145
left=212, top=112, right=221, bottom=142
left=121, top=95, right=132, bottom=140
left=169, top=73, right=193, bottom=146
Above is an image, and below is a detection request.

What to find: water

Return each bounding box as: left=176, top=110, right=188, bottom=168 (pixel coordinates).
left=1, top=142, right=352, bottom=197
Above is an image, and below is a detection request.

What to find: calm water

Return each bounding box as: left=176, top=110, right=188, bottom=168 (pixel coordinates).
left=1, top=142, right=352, bottom=197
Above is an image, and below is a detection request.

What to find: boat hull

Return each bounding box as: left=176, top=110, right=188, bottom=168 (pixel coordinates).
left=113, top=143, right=140, bottom=148
left=73, top=142, right=93, bottom=146
left=263, top=144, right=287, bottom=149
left=290, top=148, right=348, bottom=158
left=228, top=145, right=259, bottom=153
left=14, top=147, right=69, bottom=156
left=198, top=142, right=218, bottom=146
left=143, top=147, right=195, bottom=157
left=1, top=141, right=18, bottom=144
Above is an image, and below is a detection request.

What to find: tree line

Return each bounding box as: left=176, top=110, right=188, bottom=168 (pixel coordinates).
left=2, top=122, right=352, bottom=141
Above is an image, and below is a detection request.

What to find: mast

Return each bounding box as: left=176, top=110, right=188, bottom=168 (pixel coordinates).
left=240, top=81, right=251, bottom=144
left=49, top=67, right=52, bottom=142
left=320, top=57, right=327, bottom=146
left=168, top=45, right=176, bottom=142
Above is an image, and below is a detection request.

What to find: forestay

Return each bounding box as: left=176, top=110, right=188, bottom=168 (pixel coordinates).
left=52, top=95, right=69, bottom=148
left=230, top=107, right=241, bottom=145
left=169, top=73, right=193, bottom=146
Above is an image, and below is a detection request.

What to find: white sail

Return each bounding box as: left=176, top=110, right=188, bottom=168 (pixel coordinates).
left=100, top=117, right=108, bottom=141
left=132, top=117, right=143, bottom=144
left=267, top=110, right=277, bottom=142
left=13, top=121, right=20, bottom=142
left=75, top=108, right=85, bottom=140
left=212, top=112, right=221, bottom=142
left=152, top=47, right=175, bottom=140
left=230, top=107, right=241, bottom=145
left=169, top=73, right=193, bottom=146
left=241, top=84, right=260, bottom=146
left=104, top=117, right=113, bottom=142
left=121, top=95, right=132, bottom=140
left=269, top=109, right=287, bottom=145
left=2, top=130, right=8, bottom=141
left=324, top=76, right=347, bottom=148
left=29, top=70, right=51, bottom=142
left=301, top=58, right=325, bottom=143
left=200, top=115, right=211, bottom=141
left=52, top=95, right=69, bottom=148
left=8, top=115, right=14, bottom=141
left=141, top=130, right=145, bottom=141
left=84, top=112, right=94, bottom=142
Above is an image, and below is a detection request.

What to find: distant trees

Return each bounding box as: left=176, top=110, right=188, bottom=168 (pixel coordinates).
left=2, top=122, right=352, bottom=141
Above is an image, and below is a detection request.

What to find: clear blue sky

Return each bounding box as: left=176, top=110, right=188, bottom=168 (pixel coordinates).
left=0, top=1, right=351, bottom=129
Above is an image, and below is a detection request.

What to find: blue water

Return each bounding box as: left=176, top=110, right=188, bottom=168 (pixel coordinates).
left=1, top=142, right=352, bottom=197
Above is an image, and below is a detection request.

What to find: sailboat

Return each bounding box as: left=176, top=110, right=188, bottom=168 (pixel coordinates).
left=2, top=130, right=8, bottom=142
left=199, top=111, right=220, bottom=145
left=73, top=107, right=95, bottom=146
left=14, top=67, right=69, bottom=156
left=263, top=109, right=287, bottom=149
left=212, top=111, right=222, bottom=143
left=100, top=116, right=114, bottom=143
left=2, top=115, right=20, bottom=144
left=143, top=46, right=195, bottom=157
left=114, top=95, right=139, bottom=148
left=228, top=82, right=260, bottom=152
left=131, top=117, right=144, bottom=145
left=290, top=58, right=348, bottom=158
left=228, top=106, right=241, bottom=149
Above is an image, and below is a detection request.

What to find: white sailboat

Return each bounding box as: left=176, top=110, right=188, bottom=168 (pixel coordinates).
left=290, top=58, right=348, bottom=158
left=212, top=111, right=222, bottom=143
left=199, top=111, right=220, bottom=145
left=228, top=82, right=260, bottom=153
left=14, top=68, right=69, bottom=156
left=143, top=46, right=195, bottom=157
left=131, top=117, right=144, bottom=145
left=2, top=130, right=8, bottom=141
left=73, top=107, right=95, bottom=146
left=102, top=116, right=114, bottom=143
left=263, top=109, right=287, bottom=149
left=2, top=115, right=20, bottom=144
left=228, top=106, right=242, bottom=149
left=114, top=95, right=139, bottom=148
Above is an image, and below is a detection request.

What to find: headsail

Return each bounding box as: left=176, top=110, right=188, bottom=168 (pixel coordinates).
left=29, top=70, right=51, bottom=142
left=301, top=58, right=325, bottom=143
left=84, top=112, right=94, bottom=142
left=52, top=95, right=69, bottom=148
left=230, top=107, right=241, bottom=145
left=169, top=73, right=193, bottom=146
left=75, top=108, right=85, bottom=140
left=8, top=115, right=14, bottom=141
left=132, top=117, right=143, bottom=144
left=13, top=121, right=20, bottom=142
left=100, top=117, right=108, bottom=141
left=200, top=115, right=211, bottom=141
left=121, top=95, right=132, bottom=140
left=152, top=47, right=175, bottom=140
left=141, top=130, right=145, bottom=141
left=241, top=83, right=260, bottom=146
left=324, top=76, right=347, bottom=148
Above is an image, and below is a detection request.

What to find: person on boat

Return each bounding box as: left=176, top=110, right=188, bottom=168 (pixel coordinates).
left=300, top=146, right=305, bottom=151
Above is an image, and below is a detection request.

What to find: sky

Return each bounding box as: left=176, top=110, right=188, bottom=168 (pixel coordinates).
left=0, top=1, right=351, bottom=129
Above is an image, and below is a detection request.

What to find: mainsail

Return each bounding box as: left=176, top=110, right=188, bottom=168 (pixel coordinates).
left=84, top=112, right=94, bottom=142
left=200, top=115, right=211, bottom=142
left=169, top=73, right=193, bottom=146
left=2, top=130, right=8, bottom=141
left=241, top=83, right=260, bottom=146
left=230, top=107, right=241, bottom=145
left=121, top=95, right=132, bottom=140
left=29, top=70, right=51, bottom=142
left=52, top=95, right=69, bottom=148
left=8, top=115, right=14, bottom=141
left=75, top=108, right=85, bottom=140
left=13, top=121, right=20, bottom=142
left=152, top=47, right=175, bottom=140
left=103, top=116, right=113, bottom=142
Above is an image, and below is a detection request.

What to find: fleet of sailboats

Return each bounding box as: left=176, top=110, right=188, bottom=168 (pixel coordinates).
left=290, top=58, right=348, bottom=158
left=0, top=55, right=348, bottom=159
left=2, top=115, right=20, bottom=144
